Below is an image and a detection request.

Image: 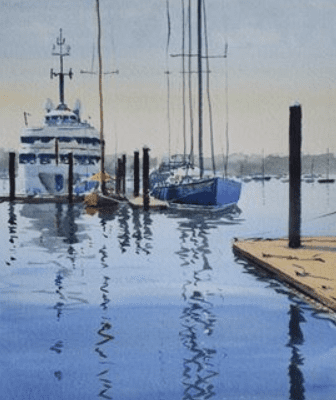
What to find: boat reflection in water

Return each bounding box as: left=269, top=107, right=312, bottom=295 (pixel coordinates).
left=90, top=204, right=153, bottom=255
left=20, top=202, right=86, bottom=253
left=168, top=206, right=242, bottom=399
left=94, top=204, right=154, bottom=399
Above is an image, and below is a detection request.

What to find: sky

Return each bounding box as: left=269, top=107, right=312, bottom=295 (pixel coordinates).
left=1, top=0, right=336, bottom=158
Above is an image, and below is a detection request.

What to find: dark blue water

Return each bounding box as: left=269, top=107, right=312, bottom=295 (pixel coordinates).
left=1, top=179, right=336, bottom=399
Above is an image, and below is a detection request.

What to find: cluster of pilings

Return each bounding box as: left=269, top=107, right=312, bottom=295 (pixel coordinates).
left=115, top=147, right=150, bottom=210
left=7, top=147, right=152, bottom=209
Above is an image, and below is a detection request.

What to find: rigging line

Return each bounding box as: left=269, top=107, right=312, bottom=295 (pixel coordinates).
left=166, top=0, right=171, bottom=52
left=224, top=42, right=229, bottom=179
left=166, top=71, right=172, bottom=167
left=182, top=0, right=186, bottom=164
left=106, top=1, right=119, bottom=175
left=313, top=210, right=336, bottom=220
left=166, top=0, right=172, bottom=167
left=202, top=0, right=216, bottom=175
left=96, top=0, right=105, bottom=194
left=188, top=0, right=194, bottom=166
left=91, top=42, right=95, bottom=73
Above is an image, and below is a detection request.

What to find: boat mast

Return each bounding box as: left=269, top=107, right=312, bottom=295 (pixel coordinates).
left=202, top=0, right=216, bottom=176
left=165, top=0, right=172, bottom=170
left=327, top=148, right=330, bottom=180
left=181, top=0, right=186, bottom=164
left=198, top=0, right=204, bottom=178
left=188, top=0, right=194, bottom=166
left=262, top=149, right=265, bottom=178
left=224, top=42, right=229, bottom=179
left=96, top=0, right=106, bottom=194
left=51, top=29, right=73, bottom=108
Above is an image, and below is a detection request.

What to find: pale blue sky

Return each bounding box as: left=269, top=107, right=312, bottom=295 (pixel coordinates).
left=1, top=0, right=336, bottom=157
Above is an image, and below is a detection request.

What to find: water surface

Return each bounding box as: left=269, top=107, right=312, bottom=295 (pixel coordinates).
left=1, top=179, right=336, bottom=399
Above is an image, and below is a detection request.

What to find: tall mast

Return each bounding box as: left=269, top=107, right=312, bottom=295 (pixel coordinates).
left=198, top=0, right=204, bottom=178
left=262, top=148, right=265, bottom=178
left=51, top=29, right=73, bottom=107
left=188, top=0, right=194, bottom=165
left=202, top=0, right=216, bottom=175
left=96, top=0, right=106, bottom=194
left=181, top=0, right=186, bottom=164
left=327, top=148, right=330, bottom=180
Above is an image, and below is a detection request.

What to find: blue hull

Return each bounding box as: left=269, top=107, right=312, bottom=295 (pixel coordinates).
left=151, top=177, right=241, bottom=207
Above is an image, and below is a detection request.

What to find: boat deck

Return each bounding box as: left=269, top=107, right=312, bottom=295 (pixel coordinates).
left=233, top=237, right=336, bottom=312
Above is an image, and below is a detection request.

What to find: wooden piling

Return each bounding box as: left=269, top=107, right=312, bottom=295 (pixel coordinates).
left=68, top=152, right=73, bottom=203
left=116, top=158, right=121, bottom=195
left=289, top=103, right=302, bottom=249
left=134, top=150, right=140, bottom=197
left=115, top=159, right=118, bottom=194
left=9, top=152, right=15, bottom=201
left=101, top=140, right=106, bottom=195
left=55, top=138, right=59, bottom=166
left=122, top=154, right=126, bottom=195
left=143, top=147, right=150, bottom=211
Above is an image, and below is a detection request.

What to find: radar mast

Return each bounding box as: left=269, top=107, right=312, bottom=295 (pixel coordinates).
left=50, top=29, right=73, bottom=109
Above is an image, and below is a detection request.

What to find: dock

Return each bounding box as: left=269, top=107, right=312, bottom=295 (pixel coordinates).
left=127, top=195, right=168, bottom=210
left=0, top=195, right=84, bottom=204
left=233, top=237, right=336, bottom=312
left=84, top=192, right=127, bottom=207
left=0, top=193, right=169, bottom=211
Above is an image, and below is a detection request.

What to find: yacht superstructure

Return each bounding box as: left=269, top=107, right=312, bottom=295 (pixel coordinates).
left=18, top=29, right=101, bottom=196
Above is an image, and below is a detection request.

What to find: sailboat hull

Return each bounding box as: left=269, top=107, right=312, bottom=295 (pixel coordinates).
left=151, top=177, right=241, bottom=208
left=317, top=179, right=335, bottom=184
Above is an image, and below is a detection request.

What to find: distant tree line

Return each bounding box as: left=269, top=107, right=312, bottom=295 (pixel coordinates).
left=195, top=153, right=336, bottom=177
left=0, top=148, right=334, bottom=177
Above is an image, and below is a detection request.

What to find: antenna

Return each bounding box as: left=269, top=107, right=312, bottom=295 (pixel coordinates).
left=23, top=112, right=31, bottom=127
left=50, top=29, right=73, bottom=107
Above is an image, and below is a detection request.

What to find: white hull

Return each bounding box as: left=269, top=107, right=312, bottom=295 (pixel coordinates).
left=18, top=162, right=99, bottom=196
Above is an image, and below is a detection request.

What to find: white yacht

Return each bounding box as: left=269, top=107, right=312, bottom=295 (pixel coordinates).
left=18, top=30, right=101, bottom=196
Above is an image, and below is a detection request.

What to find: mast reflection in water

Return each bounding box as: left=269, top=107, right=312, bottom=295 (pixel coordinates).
left=7, top=202, right=17, bottom=265
left=95, top=211, right=116, bottom=399
left=171, top=207, right=241, bottom=399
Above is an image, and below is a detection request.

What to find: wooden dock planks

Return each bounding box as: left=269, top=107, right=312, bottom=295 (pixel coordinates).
left=233, top=237, right=336, bottom=312
left=127, top=196, right=168, bottom=210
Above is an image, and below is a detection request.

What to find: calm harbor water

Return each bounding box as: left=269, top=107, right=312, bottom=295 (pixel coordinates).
left=1, top=178, right=336, bottom=399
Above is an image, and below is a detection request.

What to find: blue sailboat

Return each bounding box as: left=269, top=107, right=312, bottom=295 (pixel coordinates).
left=150, top=0, right=241, bottom=210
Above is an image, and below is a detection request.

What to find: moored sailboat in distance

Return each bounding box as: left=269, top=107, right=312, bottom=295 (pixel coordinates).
left=251, top=149, right=271, bottom=182
left=318, top=148, right=335, bottom=184
left=150, top=0, right=242, bottom=210
left=302, top=158, right=316, bottom=183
